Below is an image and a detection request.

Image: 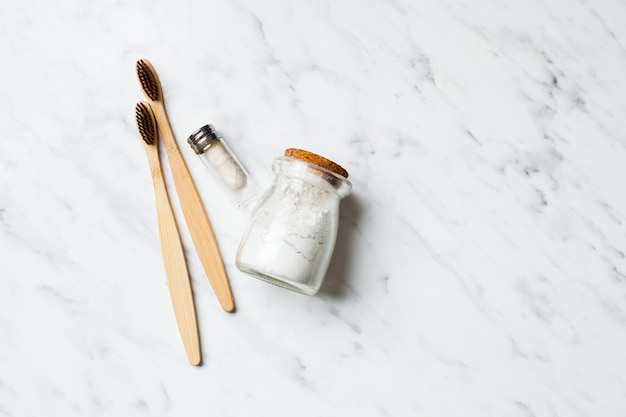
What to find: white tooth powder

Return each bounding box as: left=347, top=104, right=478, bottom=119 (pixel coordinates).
left=237, top=177, right=337, bottom=292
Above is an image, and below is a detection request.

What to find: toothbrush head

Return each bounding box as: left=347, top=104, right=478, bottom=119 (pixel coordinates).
left=135, top=101, right=158, bottom=146
left=136, top=59, right=162, bottom=102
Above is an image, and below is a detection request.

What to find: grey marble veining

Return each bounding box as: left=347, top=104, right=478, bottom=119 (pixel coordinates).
left=1, top=0, right=626, bottom=415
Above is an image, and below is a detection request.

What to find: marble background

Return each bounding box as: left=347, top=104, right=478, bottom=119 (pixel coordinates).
left=1, top=0, right=626, bottom=415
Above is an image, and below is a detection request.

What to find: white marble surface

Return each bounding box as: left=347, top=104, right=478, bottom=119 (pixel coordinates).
left=2, top=0, right=626, bottom=415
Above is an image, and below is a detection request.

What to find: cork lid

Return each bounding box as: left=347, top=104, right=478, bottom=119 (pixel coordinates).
left=284, top=148, right=349, bottom=178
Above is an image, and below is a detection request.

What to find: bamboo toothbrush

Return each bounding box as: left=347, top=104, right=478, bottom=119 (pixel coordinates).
left=136, top=59, right=235, bottom=312
left=135, top=101, right=202, bottom=365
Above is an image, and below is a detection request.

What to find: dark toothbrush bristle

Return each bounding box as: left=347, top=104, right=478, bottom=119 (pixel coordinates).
left=136, top=59, right=160, bottom=101
left=135, top=102, right=156, bottom=145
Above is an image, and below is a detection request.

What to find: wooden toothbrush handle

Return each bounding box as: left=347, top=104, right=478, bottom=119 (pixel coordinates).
left=153, top=105, right=235, bottom=312
left=149, top=150, right=202, bottom=365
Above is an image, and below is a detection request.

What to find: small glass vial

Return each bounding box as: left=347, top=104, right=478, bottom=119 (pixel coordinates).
left=236, top=148, right=352, bottom=295
left=188, top=125, right=257, bottom=206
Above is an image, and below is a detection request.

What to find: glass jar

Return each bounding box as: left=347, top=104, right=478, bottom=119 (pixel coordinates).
left=236, top=149, right=352, bottom=295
